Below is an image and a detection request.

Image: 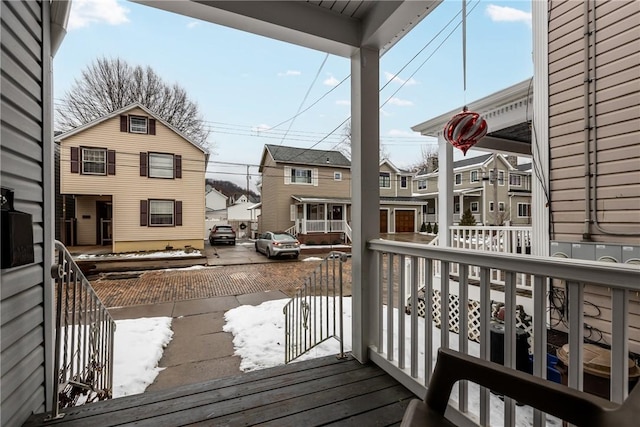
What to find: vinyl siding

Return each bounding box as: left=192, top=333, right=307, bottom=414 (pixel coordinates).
left=60, top=107, right=206, bottom=251
left=0, top=1, right=49, bottom=425
left=548, top=0, right=640, bottom=243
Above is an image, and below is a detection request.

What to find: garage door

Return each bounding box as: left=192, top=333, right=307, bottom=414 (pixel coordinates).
left=380, top=210, right=388, bottom=233
left=395, top=210, right=415, bottom=232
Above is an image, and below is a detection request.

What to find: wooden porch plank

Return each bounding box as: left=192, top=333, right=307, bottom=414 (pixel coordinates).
left=257, top=385, right=415, bottom=426
left=33, top=358, right=363, bottom=426
left=132, top=365, right=385, bottom=426
left=323, top=399, right=414, bottom=427
left=24, top=355, right=352, bottom=426
left=194, top=370, right=399, bottom=426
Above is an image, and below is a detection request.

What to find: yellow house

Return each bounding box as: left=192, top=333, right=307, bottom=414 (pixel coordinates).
left=57, top=103, right=208, bottom=253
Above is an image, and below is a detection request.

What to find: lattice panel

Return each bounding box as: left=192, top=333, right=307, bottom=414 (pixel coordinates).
left=406, top=289, right=533, bottom=352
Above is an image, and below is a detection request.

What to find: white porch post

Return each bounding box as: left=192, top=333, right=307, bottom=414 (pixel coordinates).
left=532, top=0, right=550, bottom=256
left=302, top=204, right=307, bottom=234
left=351, top=46, right=379, bottom=363
left=324, top=202, right=328, bottom=233
left=438, top=134, right=453, bottom=246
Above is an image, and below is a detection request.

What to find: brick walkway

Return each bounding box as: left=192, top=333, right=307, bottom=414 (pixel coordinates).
left=92, top=261, right=352, bottom=308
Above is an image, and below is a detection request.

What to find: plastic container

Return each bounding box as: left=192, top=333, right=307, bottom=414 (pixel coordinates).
left=556, top=343, right=640, bottom=399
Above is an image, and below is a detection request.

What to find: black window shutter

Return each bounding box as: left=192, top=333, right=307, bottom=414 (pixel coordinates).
left=70, top=147, right=79, bottom=173
left=107, top=150, right=116, bottom=175
left=149, top=119, right=156, bottom=135
left=175, top=201, right=182, bottom=226
left=140, top=200, right=148, bottom=226
left=174, top=155, right=182, bottom=178
left=140, top=152, right=147, bottom=176
left=120, top=115, right=128, bottom=132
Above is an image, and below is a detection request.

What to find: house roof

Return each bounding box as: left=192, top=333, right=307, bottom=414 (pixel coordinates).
left=261, top=145, right=351, bottom=171
left=516, top=163, right=532, bottom=172
left=55, top=102, right=209, bottom=156
left=291, top=195, right=425, bottom=205
left=453, top=154, right=493, bottom=169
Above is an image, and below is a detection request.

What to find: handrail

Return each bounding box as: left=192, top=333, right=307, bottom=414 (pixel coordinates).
left=284, top=225, right=297, bottom=237
left=368, top=239, right=640, bottom=426
left=283, top=251, right=349, bottom=363
left=344, top=222, right=352, bottom=243
left=46, top=241, right=116, bottom=420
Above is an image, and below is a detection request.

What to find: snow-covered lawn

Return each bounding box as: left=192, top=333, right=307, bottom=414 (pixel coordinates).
left=76, top=249, right=201, bottom=260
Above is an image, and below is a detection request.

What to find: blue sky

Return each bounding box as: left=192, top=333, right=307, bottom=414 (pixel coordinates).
left=54, top=0, right=533, bottom=190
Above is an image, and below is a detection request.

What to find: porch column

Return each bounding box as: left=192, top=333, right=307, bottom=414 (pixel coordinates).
left=438, top=134, right=453, bottom=246
left=532, top=0, right=550, bottom=256
left=351, top=46, right=379, bottom=363
left=324, top=202, right=328, bottom=233
left=302, top=204, right=307, bottom=234
left=459, top=193, right=464, bottom=222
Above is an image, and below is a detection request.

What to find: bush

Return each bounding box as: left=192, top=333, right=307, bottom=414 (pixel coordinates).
left=433, top=223, right=439, bottom=234
left=426, top=222, right=433, bottom=234
left=420, top=222, right=427, bottom=232
left=460, top=208, right=477, bottom=226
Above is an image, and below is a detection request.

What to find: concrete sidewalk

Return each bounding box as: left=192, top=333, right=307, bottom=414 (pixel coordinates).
left=108, top=290, right=289, bottom=391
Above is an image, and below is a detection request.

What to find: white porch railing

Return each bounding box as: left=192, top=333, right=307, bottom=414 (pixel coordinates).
left=344, top=222, right=352, bottom=243
left=368, top=239, right=640, bottom=427
left=302, top=219, right=347, bottom=233
left=284, top=225, right=297, bottom=237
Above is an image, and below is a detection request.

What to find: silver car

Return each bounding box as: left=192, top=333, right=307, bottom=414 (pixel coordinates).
left=255, top=231, right=300, bottom=259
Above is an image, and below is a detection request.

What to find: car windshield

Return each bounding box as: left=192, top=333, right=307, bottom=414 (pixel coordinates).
left=273, top=233, right=295, bottom=241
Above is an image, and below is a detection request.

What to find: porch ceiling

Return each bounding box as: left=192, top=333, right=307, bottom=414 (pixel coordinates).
left=133, top=0, right=443, bottom=57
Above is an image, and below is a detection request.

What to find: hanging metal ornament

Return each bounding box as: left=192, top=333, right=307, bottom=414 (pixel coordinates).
left=443, top=106, right=488, bottom=155
left=443, top=0, right=488, bottom=155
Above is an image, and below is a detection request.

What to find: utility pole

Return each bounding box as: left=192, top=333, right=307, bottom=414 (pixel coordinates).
left=246, top=165, right=250, bottom=198
left=493, top=152, right=498, bottom=225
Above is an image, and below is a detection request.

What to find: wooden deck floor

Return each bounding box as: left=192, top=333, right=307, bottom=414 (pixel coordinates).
left=25, top=355, right=416, bottom=427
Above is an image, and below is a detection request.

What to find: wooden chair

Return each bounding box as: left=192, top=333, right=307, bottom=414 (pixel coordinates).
left=401, top=347, right=639, bottom=427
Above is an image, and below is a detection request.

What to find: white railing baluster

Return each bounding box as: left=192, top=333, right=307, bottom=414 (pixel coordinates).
left=504, top=271, right=516, bottom=427
left=399, top=255, right=406, bottom=370
left=458, top=264, right=469, bottom=414
left=610, top=288, right=629, bottom=403
left=424, top=258, right=434, bottom=386
left=387, top=253, right=394, bottom=361
left=441, top=261, right=450, bottom=350
left=567, top=280, right=584, bottom=391
left=532, top=275, right=547, bottom=427
left=410, top=256, right=418, bottom=377
left=479, top=267, right=491, bottom=427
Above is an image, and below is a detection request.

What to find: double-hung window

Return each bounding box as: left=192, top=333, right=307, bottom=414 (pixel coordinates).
left=470, top=170, right=479, bottom=182
left=417, top=179, right=427, bottom=190
left=510, top=174, right=522, bottom=186
left=82, top=148, right=106, bottom=175
left=455, top=173, right=462, bottom=185
left=149, top=153, right=174, bottom=178
left=334, top=172, right=342, bottom=181
left=498, top=171, right=505, bottom=185
left=379, top=172, right=391, bottom=188
left=149, top=200, right=174, bottom=225
left=471, top=202, right=479, bottom=212
left=518, top=203, right=531, bottom=217
left=130, top=116, right=148, bottom=134
left=292, top=168, right=312, bottom=184
left=400, top=176, right=408, bottom=188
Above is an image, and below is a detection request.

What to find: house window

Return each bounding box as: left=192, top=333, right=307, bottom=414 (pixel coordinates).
left=489, top=201, right=494, bottom=212
left=498, top=171, right=505, bottom=185
left=417, top=179, right=427, bottom=190
left=130, top=116, right=148, bottom=134
left=400, top=176, right=408, bottom=188
left=455, top=173, right=462, bottom=185
left=427, top=205, right=435, bottom=214
left=471, top=202, right=479, bottom=212
left=149, top=200, right=174, bottom=225
left=510, top=174, right=522, bottom=186
left=518, top=203, right=531, bottom=217
left=334, top=172, right=342, bottom=181
left=149, top=153, right=174, bottom=178
left=306, top=204, right=325, bottom=220
left=470, top=170, right=479, bottom=182
left=454, top=203, right=460, bottom=213
left=292, top=168, right=312, bottom=184
left=82, top=148, right=106, bottom=175
left=499, top=202, right=505, bottom=212
left=379, top=172, right=391, bottom=188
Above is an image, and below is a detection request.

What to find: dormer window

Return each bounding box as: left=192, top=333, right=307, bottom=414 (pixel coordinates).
left=130, top=116, right=148, bottom=134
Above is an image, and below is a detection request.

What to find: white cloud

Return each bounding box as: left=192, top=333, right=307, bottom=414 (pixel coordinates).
left=68, top=0, right=130, bottom=30
left=485, top=4, right=532, bottom=27
left=323, top=75, right=340, bottom=86
left=387, top=97, right=414, bottom=107
left=384, top=72, right=417, bottom=86
left=186, top=21, right=200, bottom=29
left=336, top=100, right=350, bottom=106
left=380, top=109, right=392, bottom=117
left=277, top=70, right=302, bottom=77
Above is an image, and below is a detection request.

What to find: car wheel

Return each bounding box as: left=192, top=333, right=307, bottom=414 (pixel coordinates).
left=255, top=243, right=259, bottom=252
left=293, top=254, right=299, bottom=260
left=266, top=248, right=273, bottom=259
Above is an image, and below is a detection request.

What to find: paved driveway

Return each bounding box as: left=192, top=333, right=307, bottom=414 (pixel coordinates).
left=205, top=239, right=301, bottom=266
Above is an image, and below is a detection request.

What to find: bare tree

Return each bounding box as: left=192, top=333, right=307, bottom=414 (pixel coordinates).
left=56, top=57, right=211, bottom=149
left=408, top=145, right=439, bottom=173
left=337, top=120, right=389, bottom=160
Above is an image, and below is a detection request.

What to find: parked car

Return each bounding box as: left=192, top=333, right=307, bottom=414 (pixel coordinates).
left=255, top=231, right=300, bottom=259
left=209, top=225, right=236, bottom=245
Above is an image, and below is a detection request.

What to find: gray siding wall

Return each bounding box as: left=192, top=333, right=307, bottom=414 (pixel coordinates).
left=548, top=0, right=640, bottom=243
left=1, top=1, right=50, bottom=426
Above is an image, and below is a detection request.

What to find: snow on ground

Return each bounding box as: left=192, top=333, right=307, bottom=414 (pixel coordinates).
left=76, top=250, right=201, bottom=260
left=301, top=257, right=324, bottom=262
left=223, top=298, right=561, bottom=427
left=113, top=317, right=173, bottom=398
